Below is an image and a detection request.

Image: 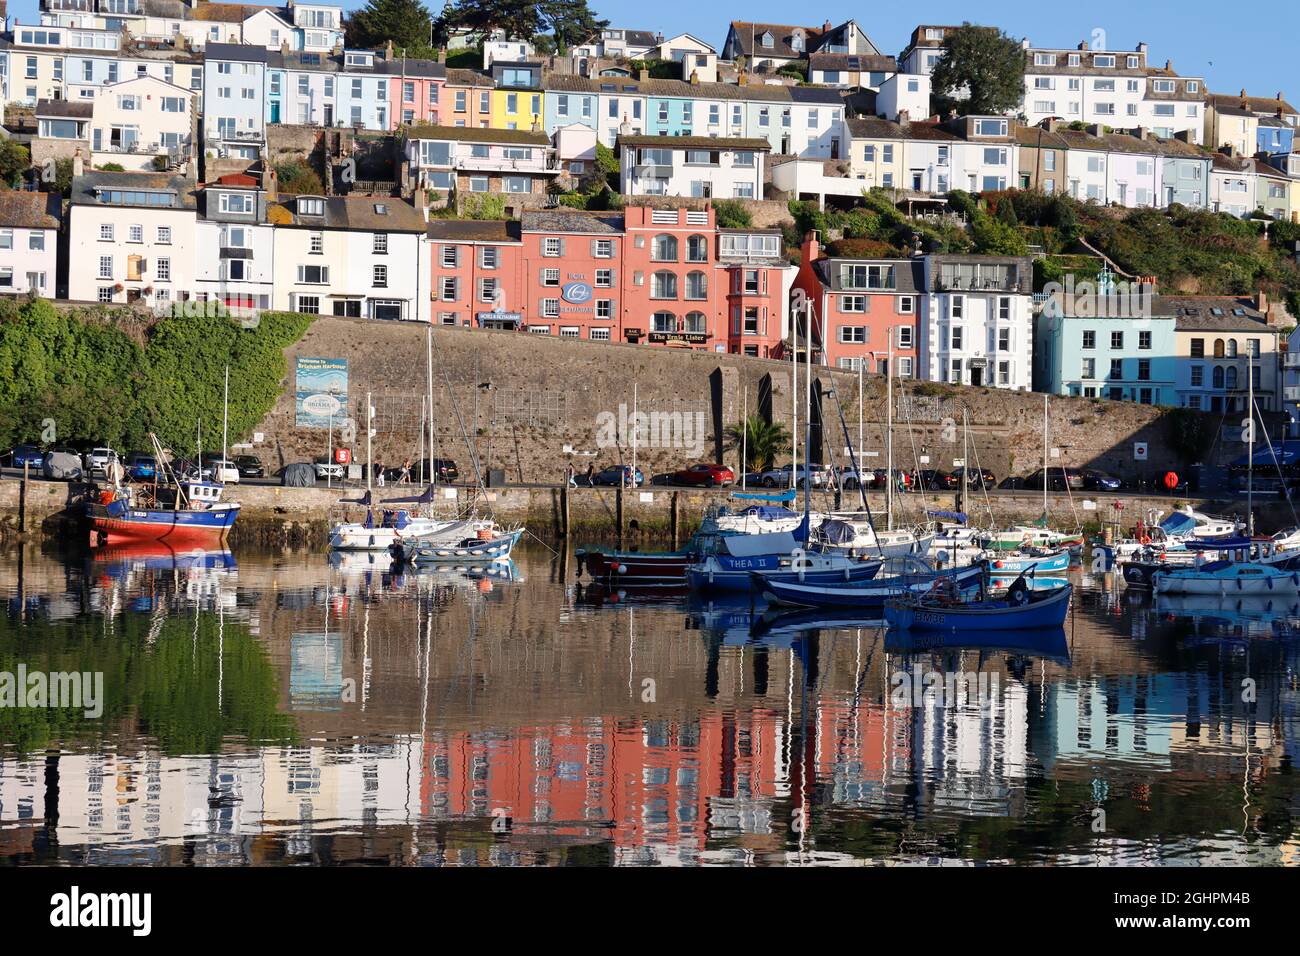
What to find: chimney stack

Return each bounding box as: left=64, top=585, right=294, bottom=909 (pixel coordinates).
left=638, top=68, right=649, bottom=81
left=438, top=49, right=446, bottom=63
left=72, top=148, right=84, bottom=178
left=1078, top=40, right=1088, bottom=51
left=384, top=39, right=393, bottom=59
left=262, top=165, right=278, bottom=202
left=1257, top=289, right=1271, bottom=319
left=802, top=230, right=821, bottom=264
left=1137, top=42, right=1148, bottom=55
left=1043, top=116, right=1059, bottom=132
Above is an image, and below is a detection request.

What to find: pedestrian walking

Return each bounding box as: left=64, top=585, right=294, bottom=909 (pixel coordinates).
left=399, top=457, right=412, bottom=484
left=565, top=462, right=577, bottom=488
left=375, top=459, right=385, bottom=488
left=585, top=463, right=596, bottom=486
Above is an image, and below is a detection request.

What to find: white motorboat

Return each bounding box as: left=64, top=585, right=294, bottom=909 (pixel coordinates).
left=1152, top=560, right=1300, bottom=595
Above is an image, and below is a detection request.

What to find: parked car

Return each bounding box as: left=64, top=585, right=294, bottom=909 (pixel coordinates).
left=671, top=463, right=735, bottom=487
left=756, top=463, right=828, bottom=489
left=590, top=465, right=645, bottom=487
left=208, top=459, right=241, bottom=483
left=314, top=459, right=345, bottom=481
left=83, top=447, right=120, bottom=478
left=233, top=454, right=265, bottom=478
left=834, top=465, right=869, bottom=490
left=999, top=476, right=1026, bottom=491
left=124, top=452, right=157, bottom=482
left=914, top=469, right=958, bottom=490
left=950, top=466, right=996, bottom=488
left=3, top=444, right=46, bottom=469
left=1022, top=467, right=1086, bottom=491
left=1080, top=469, right=1122, bottom=492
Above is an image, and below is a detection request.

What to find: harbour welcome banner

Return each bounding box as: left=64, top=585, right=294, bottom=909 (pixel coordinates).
left=295, top=357, right=349, bottom=429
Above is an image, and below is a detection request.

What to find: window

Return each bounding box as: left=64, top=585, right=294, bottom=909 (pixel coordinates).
left=155, top=257, right=170, bottom=281
left=595, top=269, right=613, bottom=287
left=542, top=268, right=560, bottom=287
left=543, top=237, right=561, bottom=257
left=297, top=264, right=329, bottom=284
left=1111, top=331, right=1124, bottom=349
left=373, top=264, right=387, bottom=287
left=99, top=223, right=114, bottom=242
left=1138, top=330, right=1152, bottom=350
left=685, top=272, right=707, bottom=299
left=1190, top=365, right=1203, bottom=387
left=950, top=326, right=963, bottom=350
left=28, top=232, right=44, bottom=252
left=1190, top=337, right=1204, bottom=358
left=998, top=328, right=1010, bottom=351
left=1110, top=358, right=1123, bottom=379
left=98, top=287, right=114, bottom=303
left=295, top=294, right=320, bottom=314
left=128, top=224, right=143, bottom=243
left=372, top=233, right=388, bottom=254
left=652, top=234, right=678, bottom=261
left=595, top=299, right=612, bottom=319
left=840, top=295, right=866, bottom=313
left=1137, top=359, right=1151, bottom=381
left=974, top=118, right=1007, bottom=137
left=651, top=271, right=677, bottom=299
left=593, top=239, right=613, bottom=258
left=98, top=256, right=113, bottom=279
left=441, top=245, right=458, bottom=268
left=480, top=247, right=498, bottom=269
left=157, top=226, right=171, bottom=244
left=439, top=277, right=458, bottom=300
left=1082, top=357, right=1096, bottom=379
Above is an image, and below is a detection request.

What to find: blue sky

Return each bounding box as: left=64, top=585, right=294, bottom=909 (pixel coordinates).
left=7, top=0, right=1293, bottom=98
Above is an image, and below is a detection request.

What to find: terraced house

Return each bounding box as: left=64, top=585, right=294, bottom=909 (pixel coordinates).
left=403, top=125, right=559, bottom=211
left=616, top=134, right=768, bottom=198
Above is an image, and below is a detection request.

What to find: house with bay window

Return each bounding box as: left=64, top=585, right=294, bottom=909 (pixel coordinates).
left=89, top=75, right=196, bottom=170
left=404, top=125, right=559, bottom=211
left=66, top=168, right=198, bottom=307
left=617, top=134, right=768, bottom=198
left=270, top=193, right=429, bottom=322
left=919, top=254, right=1034, bottom=391
left=196, top=172, right=277, bottom=314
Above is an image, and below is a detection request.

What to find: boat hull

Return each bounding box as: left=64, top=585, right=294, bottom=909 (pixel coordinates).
left=582, top=549, right=694, bottom=581
left=394, top=529, right=523, bottom=564
left=87, top=502, right=239, bottom=546
left=1153, top=566, right=1300, bottom=595
left=884, top=584, right=1072, bottom=632
left=987, top=549, right=1071, bottom=574
left=757, top=562, right=986, bottom=609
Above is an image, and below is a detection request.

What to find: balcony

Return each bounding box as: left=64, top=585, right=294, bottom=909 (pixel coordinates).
left=458, top=155, right=561, bottom=174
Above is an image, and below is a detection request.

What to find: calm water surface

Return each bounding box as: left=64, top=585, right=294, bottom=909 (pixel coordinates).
left=1, top=541, right=1298, bottom=866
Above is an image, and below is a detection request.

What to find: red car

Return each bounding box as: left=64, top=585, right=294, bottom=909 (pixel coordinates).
left=671, top=463, right=735, bottom=487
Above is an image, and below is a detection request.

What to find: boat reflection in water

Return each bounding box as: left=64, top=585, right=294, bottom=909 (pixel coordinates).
left=3, top=543, right=1300, bottom=867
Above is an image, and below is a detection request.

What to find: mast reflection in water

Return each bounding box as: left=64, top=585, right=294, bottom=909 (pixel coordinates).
left=1, top=542, right=1298, bottom=866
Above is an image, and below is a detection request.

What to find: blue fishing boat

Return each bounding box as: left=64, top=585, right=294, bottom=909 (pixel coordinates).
left=390, top=527, right=523, bottom=564
left=986, top=548, right=1070, bottom=575
left=884, top=576, right=1072, bottom=632
left=755, top=557, right=986, bottom=608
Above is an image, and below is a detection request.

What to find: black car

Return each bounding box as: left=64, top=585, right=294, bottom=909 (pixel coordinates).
left=914, top=469, right=957, bottom=490
left=1022, top=467, right=1086, bottom=491
left=233, top=454, right=265, bottom=478
left=1080, top=469, right=1122, bottom=492
left=951, top=466, right=996, bottom=488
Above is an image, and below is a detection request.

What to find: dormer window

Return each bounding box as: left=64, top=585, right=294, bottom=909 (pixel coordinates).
left=791, top=31, right=805, bottom=53
left=760, top=32, right=774, bottom=49
left=373, top=203, right=388, bottom=215
left=1093, top=54, right=1115, bottom=67
left=298, top=197, right=324, bottom=216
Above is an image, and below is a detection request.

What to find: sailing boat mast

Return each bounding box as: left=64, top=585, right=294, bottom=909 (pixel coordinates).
left=221, top=365, right=229, bottom=473
left=804, top=298, right=813, bottom=521
left=886, top=328, right=894, bottom=531
left=426, top=327, right=435, bottom=492
left=791, top=318, right=798, bottom=490
left=1247, top=355, right=1254, bottom=536
left=1042, top=393, right=1049, bottom=523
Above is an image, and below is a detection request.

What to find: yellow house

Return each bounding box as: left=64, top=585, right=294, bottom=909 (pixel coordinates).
left=488, top=62, right=544, bottom=131
left=845, top=117, right=908, bottom=190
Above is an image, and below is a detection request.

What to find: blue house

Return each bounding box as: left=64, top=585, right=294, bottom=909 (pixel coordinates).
left=1257, top=116, right=1296, bottom=156
left=1033, top=289, right=1179, bottom=405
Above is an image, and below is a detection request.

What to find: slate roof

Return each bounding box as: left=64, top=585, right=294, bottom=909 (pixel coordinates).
left=809, top=53, right=898, bottom=73
left=36, top=98, right=93, bottom=119
left=813, top=257, right=925, bottom=295
left=70, top=171, right=199, bottom=210
left=726, top=22, right=828, bottom=60
left=426, top=219, right=522, bottom=243
left=1207, top=92, right=1298, bottom=116
left=617, top=134, right=771, bottom=151
left=520, top=211, right=625, bottom=234
left=270, top=195, right=426, bottom=233
left=0, top=190, right=59, bottom=230
left=1160, top=296, right=1271, bottom=331
left=404, top=125, right=549, bottom=145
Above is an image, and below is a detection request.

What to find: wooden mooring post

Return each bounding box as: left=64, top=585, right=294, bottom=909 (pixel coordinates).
left=615, top=486, right=625, bottom=546
left=669, top=491, right=680, bottom=548
left=19, top=462, right=28, bottom=535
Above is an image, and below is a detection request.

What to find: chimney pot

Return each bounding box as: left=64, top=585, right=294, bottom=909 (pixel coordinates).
left=1078, top=40, right=1088, bottom=51
left=638, top=68, right=649, bottom=81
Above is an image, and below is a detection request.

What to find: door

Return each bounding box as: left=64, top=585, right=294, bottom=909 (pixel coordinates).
left=270, top=101, right=281, bottom=123
left=970, top=365, right=983, bottom=387
left=324, top=105, right=334, bottom=126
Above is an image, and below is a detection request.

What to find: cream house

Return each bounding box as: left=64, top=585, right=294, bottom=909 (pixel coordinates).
left=66, top=168, right=198, bottom=308
left=90, top=76, right=197, bottom=171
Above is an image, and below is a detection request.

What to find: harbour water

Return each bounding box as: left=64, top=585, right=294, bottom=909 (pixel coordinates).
left=1, top=543, right=1298, bottom=866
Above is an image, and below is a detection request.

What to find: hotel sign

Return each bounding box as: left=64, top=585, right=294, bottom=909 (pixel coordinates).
left=562, top=282, right=593, bottom=303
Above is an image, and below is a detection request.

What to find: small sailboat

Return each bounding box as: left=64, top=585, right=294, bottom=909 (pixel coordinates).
left=884, top=575, right=1072, bottom=632
left=1152, top=560, right=1300, bottom=595
left=390, top=524, right=523, bottom=564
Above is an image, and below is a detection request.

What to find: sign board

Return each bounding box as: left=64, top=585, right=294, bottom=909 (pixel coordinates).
left=253, top=433, right=264, bottom=443
left=639, top=492, right=654, bottom=503
left=863, top=451, right=880, bottom=458
left=919, top=455, right=930, bottom=465
left=1082, top=499, right=1098, bottom=511
left=562, top=444, right=574, bottom=454
left=1050, top=447, right=1061, bottom=459
left=1133, top=442, right=1148, bottom=461
left=952, top=458, right=965, bottom=468
left=295, top=357, right=348, bottom=429
left=561, top=282, right=593, bottom=304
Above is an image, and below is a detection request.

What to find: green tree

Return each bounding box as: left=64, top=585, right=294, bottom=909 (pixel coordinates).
left=711, top=199, right=753, bottom=229
left=930, top=23, right=1025, bottom=116
left=436, top=0, right=606, bottom=53
left=725, top=415, right=791, bottom=471
left=346, top=0, right=434, bottom=51
left=0, top=140, right=31, bottom=187
left=970, top=211, right=1028, bottom=256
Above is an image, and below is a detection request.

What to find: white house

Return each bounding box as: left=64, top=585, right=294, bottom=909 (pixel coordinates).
left=918, top=255, right=1035, bottom=391
left=0, top=191, right=59, bottom=297
left=875, top=73, right=931, bottom=123
left=66, top=167, right=198, bottom=308
left=196, top=172, right=278, bottom=313
left=90, top=76, right=196, bottom=170
left=404, top=125, right=560, bottom=207
left=483, top=35, right=536, bottom=68
left=1210, top=151, right=1259, bottom=217
left=617, top=134, right=769, bottom=198
left=271, top=194, right=429, bottom=322
left=656, top=34, right=719, bottom=83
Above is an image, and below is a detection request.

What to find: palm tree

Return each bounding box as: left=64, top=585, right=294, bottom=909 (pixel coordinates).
left=724, top=415, right=791, bottom=472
